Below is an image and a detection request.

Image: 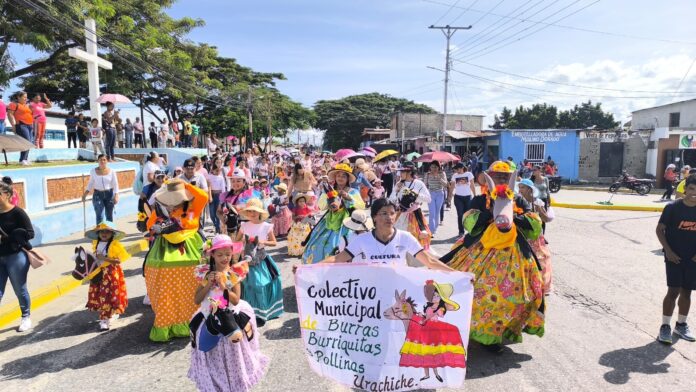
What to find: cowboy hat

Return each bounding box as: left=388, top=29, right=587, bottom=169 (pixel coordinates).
left=85, top=221, right=126, bottom=241
left=240, top=198, right=269, bottom=220
left=425, top=280, right=460, bottom=311
left=342, top=210, right=374, bottom=232
left=274, top=183, right=288, bottom=193
left=204, top=234, right=244, bottom=255
left=154, top=179, right=193, bottom=206
left=292, top=192, right=309, bottom=204
left=328, top=163, right=356, bottom=183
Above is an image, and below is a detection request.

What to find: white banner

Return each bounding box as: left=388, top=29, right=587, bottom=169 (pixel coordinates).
left=295, top=264, right=474, bottom=392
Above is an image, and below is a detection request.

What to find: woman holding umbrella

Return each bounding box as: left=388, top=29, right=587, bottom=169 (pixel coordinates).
left=374, top=149, right=399, bottom=198
left=102, top=102, right=120, bottom=161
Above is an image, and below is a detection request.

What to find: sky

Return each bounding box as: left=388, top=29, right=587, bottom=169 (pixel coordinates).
left=8, top=0, right=696, bottom=137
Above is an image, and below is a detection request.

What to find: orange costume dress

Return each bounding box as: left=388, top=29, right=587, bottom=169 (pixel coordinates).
left=145, top=182, right=208, bottom=342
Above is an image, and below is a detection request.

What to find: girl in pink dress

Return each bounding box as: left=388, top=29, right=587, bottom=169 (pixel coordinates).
left=270, top=183, right=292, bottom=238
left=29, top=93, right=52, bottom=148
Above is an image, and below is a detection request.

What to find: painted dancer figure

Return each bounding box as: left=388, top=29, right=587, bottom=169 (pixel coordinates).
left=442, top=161, right=545, bottom=351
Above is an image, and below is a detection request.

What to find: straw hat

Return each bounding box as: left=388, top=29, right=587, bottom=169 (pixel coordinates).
left=293, top=192, right=309, bottom=204
left=154, top=179, right=193, bottom=206
left=274, top=183, right=288, bottom=193
left=328, top=163, right=356, bottom=183
left=85, top=221, right=126, bottom=241
left=488, top=160, right=514, bottom=174
left=342, top=210, right=374, bottom=232
left=240, top=198, right=269, bottom=220
left=424, top=280, right=460, bottom=311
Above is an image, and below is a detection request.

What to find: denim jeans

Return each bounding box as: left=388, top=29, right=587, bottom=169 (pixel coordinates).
left=15, top=123, right=33, bottom=161
left=209, top=193, right=221, bottom=233
left=104, top=127, right=116, bottom=160
left=428, top=190, right=446, bottom=234
left=93, top=189, right=115, bottom=225
left=453, top=194, right=472, bottom=235
left=0, top=251, right=31, bottom=317
left=125, top=130, right=134, bottom=148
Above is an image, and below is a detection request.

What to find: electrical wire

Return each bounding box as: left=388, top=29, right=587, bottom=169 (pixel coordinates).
left=432, top=0, right=461, bottom=25
left=448, top=0, right=480, bottom=24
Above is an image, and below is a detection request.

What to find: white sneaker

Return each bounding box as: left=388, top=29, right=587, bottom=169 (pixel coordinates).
left=21, top=160, right=30, bottom=166
left=99, top=319, right=110, bottom=331
left=143, top=294, right=151, bottom=306
left=17, top=316, right=32, bottom=332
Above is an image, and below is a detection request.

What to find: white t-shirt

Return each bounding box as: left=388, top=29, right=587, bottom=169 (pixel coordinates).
left=451, top=172, right=475, bottom=197
left=178, top=173, right=209, bottom=191
left=345, top=230, right=424, bottom=266
left=142, top=161, right=160, bottom=186
left=207, top=172, right=227, bottom=192
left=89, top=127, right=102, bottom=142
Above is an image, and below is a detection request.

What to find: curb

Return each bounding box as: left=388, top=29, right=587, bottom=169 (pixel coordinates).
left=0, top=240, right=149, bottom=329
left=552, top=201, right=665, bottom=212
left=563, top=186, right=663, bottom=195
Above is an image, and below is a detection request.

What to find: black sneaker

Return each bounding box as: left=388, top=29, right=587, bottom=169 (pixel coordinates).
left=675, top=322, right=696, bottom=342
left=657, top=324, right=673, bottom=345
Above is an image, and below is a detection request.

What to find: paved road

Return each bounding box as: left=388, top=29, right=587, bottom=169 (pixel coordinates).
left=1, top=206, right=695, bottom=392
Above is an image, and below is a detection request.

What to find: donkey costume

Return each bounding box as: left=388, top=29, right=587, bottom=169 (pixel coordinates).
left=442, top=161, right=545, bottom=346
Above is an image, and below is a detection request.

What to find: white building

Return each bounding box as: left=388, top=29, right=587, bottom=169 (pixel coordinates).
left=3, top=111, right=69, bottom=148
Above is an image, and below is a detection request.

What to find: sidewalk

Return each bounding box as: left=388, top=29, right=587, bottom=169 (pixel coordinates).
left=551, top=189, right=669, bottom=212
left=0, top=215, right=148, bottom=327
left=564, top=184, right=664, bottom=195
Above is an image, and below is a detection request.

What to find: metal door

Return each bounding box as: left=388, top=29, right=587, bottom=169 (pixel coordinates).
left=598, top=142, right=624, bottom=177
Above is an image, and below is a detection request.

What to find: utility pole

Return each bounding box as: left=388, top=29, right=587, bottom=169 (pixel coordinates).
left=429, top=24, right=471, bottom=151
left=246, top=86, right=253, bottom=151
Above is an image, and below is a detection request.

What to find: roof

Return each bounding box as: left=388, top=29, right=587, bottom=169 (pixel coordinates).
left=632, top=98, right=696, bottom=113
left=445, top=130, right=496, bottom=139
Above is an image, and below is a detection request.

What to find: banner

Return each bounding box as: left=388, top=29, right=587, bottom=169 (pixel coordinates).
left=295, top=264, right=474, bottom=392
left=679, top=134, right=696, bottom=149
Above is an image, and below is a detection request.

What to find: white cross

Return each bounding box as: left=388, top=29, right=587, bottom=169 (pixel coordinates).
left=68, top=19, right=112, bottom=126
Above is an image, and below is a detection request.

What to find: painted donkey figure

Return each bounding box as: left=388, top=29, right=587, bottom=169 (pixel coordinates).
left=481, top=170, right=519, bottom=233
left=72, top=246, right=104, bottom=282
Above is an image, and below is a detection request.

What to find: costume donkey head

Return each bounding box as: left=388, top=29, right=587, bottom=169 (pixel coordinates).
left=71, top=246, right=102, bottom=280
left=482, top=162, right=518, bottom=233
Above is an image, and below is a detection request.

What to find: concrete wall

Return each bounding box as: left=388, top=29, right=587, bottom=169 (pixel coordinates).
left=497, top=130, right=580, bottom=180
left=577, top=132, right=649, bottom=182
left=392, top=113, right=484, bottom=139
left=632, top=99, right=696, bottom=130
left=114, top=148, right=206, bottom=171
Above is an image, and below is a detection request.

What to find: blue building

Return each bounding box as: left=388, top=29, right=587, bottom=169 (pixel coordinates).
left=483, top=129, right=581, bottom=180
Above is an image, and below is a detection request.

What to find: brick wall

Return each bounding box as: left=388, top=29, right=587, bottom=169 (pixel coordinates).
left=46, top=169, right=136, bottom=205
left=12, top=182, right=26, bottom=209
left=115, top=153, right=167, bottom=164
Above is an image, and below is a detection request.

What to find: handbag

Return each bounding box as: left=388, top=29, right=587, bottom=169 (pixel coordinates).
left=0, top=226, right=50, bottom=269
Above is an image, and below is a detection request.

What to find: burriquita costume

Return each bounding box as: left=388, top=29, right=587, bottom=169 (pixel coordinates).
left=85, top=223, right=130, bottom=320
left=443, top=162, right=545, bottom=345
left=145, top=180, right=208, bottom=342
left=390, top=176, right=432, bottom=251
left=270, top=189, right=292, bottom=237
left=189, top=263, right=269, bottom=392
left=302, top=165, right=365, bottom=264
left=238, top=201, right=284, bottom=323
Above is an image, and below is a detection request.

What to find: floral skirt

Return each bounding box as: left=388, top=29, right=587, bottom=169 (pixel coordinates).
left=188, top=300, right=270, bottom=392
left=530, top=235, right=552, bottom=293
left=287, top=221, right=311, bottom=257
left=395, top=211, right=431, bottom=250
left=272, top=207, right=292, bottom=237
left=86, top=264, right=128, bottom=319
left=449, top=241, right=545, bottom=345
left=302, top=219, right=350, bottom=265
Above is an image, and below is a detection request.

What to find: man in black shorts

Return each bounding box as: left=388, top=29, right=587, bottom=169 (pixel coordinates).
left=656, top=174, right=696, bottom=344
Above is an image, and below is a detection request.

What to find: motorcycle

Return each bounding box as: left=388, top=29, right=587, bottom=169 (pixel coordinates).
left=609, top=171, right=654, bottom=195
left=548, top=176, right=562, bottom=193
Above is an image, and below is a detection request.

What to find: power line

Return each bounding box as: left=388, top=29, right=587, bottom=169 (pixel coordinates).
left=423, top=0, right=696, bottom=46
left=454, top=60, right=696, bottom=94
left=674, top=57, right=696, bottom=95
left=450, top=67, right=696, bottom=99
left=457, top=0, right=506, bottom=32
left=432, top=0, right=461, bottom=25
left=448, top=0, right=479, bottom=24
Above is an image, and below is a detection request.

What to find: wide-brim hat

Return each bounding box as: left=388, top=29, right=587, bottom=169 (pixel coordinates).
left=425, top=280, right=460, bottom=311
left=154, top=179, right=193, bottom=206
left=488, top=160, right=514, bottom=174
left=85, top=221, right=126, bottom=241
left=516, top=179, right=540, bottom=199
left=293, top=192, right=309, bottom=204
left=328, top=163, right=356, bottom=183
left=274, top=183, right=288, bottom=192
left=240, top=198, right=269, bottom=220
left=342, top=210, right=374, bottom=232
left=204, top=234, right=244, bottom=255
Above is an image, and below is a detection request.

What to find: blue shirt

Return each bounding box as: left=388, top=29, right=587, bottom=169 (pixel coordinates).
left=65, top=117, right=79, bottom=131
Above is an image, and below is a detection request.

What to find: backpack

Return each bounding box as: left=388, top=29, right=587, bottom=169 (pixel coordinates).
left=132, top=166, right=144, bottom=196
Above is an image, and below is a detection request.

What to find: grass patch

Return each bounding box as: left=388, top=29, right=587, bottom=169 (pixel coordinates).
left=1, top=160, right=92, bottom=169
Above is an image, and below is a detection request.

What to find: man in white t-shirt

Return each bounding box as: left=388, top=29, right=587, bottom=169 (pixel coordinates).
left=142, top=151, right=163, bottom=187
left=178, top=158, right=209, bottom=192
left=449, top=163, right=476, bottom=236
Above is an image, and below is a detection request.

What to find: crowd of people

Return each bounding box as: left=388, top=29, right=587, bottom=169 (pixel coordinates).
left=2, top=137, right=696, bottom=391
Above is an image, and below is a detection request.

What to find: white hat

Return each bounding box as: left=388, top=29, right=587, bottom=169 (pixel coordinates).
left=342, top=210, right=374, bottom=232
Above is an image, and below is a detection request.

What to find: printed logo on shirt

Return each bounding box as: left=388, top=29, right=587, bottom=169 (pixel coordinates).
left=678, top=220, right=696, bottom=231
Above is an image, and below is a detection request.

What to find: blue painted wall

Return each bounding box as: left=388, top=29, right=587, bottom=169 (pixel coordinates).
left=487, top=130, right=580, bottom=180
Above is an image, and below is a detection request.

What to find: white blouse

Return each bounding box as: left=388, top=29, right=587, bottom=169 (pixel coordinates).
left=86, top=168, right=120, bottom=192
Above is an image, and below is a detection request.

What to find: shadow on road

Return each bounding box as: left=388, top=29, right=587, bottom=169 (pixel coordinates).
left=282, top=285, right=298, bottom=313
left=598, top=340, right=674, bottom=384
left=263, top=317, right=300, bottom=340
left=0, top=295, right=189, bottom=380
left=465, top=343, right=533, bottom=380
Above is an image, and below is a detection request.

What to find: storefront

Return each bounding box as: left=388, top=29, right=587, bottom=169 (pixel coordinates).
left=647, top=128, right=696, bottom=187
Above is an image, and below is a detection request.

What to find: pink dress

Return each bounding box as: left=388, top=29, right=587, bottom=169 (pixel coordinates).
left=271, top=195, right=292, bottom=237
left=399, top=307, right=466, bottom=369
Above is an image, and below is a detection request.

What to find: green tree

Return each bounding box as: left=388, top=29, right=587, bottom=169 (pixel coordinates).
left=490, top=106, right=512, bottom=129
left=557, top=100, right=619, bottom=129
left=314, top=93, right=436, bottom=151
left=490, top=101, right=618, bottom=129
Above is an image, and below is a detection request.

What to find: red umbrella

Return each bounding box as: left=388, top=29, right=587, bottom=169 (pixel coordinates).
left=416, top=151, right=460, bottom=163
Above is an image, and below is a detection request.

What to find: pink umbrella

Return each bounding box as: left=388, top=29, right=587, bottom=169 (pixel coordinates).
left=415, top=151, right=461, bottom=163
left=361, top=146, right=377, bottom=157
left=334, top=148, right=357, bottom=162
left=96, top=93, right=132, bottom=104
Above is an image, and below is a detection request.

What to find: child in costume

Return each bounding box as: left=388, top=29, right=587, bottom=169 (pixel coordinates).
left=390, top=161, right=432, bottom=251
left=517, top=179, right=553, bottom=294
left=189, top=234, right=269, bottom=392
left=144, top=179, right=208, bottom=342
left=371, top=178, right=385, bottom=200
left=270, top=183, right=292, bottom=238
left=442, top=161, right=544, bottom=350
left=84, top=221, right=130, bottom=331
left=336, top=209, right=373, bottom=254
left=236, top=199, right=284, bottom=326
left=287, top=193, right=314, bottom=257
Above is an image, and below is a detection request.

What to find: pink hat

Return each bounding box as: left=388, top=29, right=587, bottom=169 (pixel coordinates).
left=204, top=234, right=243, bottom=255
